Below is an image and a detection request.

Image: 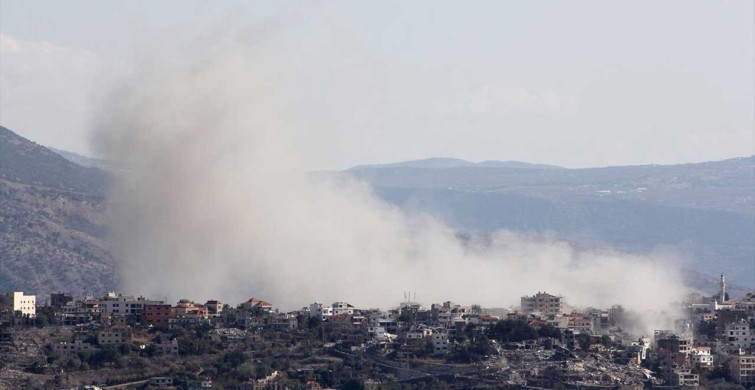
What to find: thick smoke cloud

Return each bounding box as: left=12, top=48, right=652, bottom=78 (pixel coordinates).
left=92, top=42, right=684, bottom=326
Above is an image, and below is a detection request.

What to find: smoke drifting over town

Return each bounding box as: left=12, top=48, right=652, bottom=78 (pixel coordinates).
left=92, top=42, right=685, bottom=324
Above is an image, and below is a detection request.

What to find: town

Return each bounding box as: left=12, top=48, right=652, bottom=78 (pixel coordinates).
left=1, top=276, right=754, bottom=390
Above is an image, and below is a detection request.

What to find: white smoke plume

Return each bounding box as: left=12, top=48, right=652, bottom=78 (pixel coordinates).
left=92, top=40, right=685, bottom=327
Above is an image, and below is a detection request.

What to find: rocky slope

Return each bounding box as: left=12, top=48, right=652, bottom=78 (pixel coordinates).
left=0, top=126, right=115, bottom=297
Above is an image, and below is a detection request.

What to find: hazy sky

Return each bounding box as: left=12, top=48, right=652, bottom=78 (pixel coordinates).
left=1, top=0, right=753, bottom=169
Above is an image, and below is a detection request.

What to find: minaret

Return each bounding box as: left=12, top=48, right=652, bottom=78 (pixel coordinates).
left=719, top=274, right=726, bottom=304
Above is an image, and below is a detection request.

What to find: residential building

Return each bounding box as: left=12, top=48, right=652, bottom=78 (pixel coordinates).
left=98, top=325, right=132, bottom=345
left=50, top=293, right=73, bottom=308
left=520, top=292, right=562, bottom=316
left=0, top=292, right=36, bottom=318
left=728, top=354, right=755, bottom=386
left=205, top=300, right=223, bottom=315
left=690, top=346, right=713, bottom=369
left=332, top=301, right=355, bottom=316
left=149, top=377, right=173, bottom=387
left=724, top=319, right=755, bottom=353
left=669, top=369, right=699, bottom=387
left=52, top=339, right=95, bottom=355
left=143, top=304, right=175, bottom=330
left=309, top=302, right=333, bottom=320
left=432, top=332, right=449, bottom=355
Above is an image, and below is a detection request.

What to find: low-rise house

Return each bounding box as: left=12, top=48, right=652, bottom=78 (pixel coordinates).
left=98, top=325, right=132, bottom=345
left=50, top=293, right=74, bottom=308
left=187, top=379, right=213, bottom=389
left=52, top=339, right=95, bottom=355
left=149, top=377, right=173, bottom=387
left=241, top=298, right=276, bottom=314
left=205, top=300, right=223, bottom=315
left=669, top=369, right=699, bottom=387
left=309, top=302, right=333, bottom=320
left=565, top=312, right=594, bottom=332
left=332, top=302, right=355, bottom=316
left=155, top=338, right=179, bottom=355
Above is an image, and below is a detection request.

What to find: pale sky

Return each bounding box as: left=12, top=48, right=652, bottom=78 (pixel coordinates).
left=1, top=0, right=753, bottom=169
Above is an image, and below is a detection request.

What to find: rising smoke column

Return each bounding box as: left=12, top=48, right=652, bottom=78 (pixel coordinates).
left=92, top=42, right=685, bottom=323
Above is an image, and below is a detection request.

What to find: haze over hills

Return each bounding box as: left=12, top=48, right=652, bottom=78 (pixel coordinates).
left=345, top=156, right=755, bottom=286
left=0, top=125, right=752, bottom=297
left=351, top=157, right=564, bottom=170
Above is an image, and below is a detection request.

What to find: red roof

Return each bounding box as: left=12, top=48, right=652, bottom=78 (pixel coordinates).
left=247, top=297, right=274, bottom=307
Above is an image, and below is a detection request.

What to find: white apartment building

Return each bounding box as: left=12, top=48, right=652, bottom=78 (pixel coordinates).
left=100, top=293, right=162, bottom=317
left=2, top=292, right=36, bottom=318
left=309, top=302, right=333, bottom=320
left=521, top=292, right=562, bottom=316
left=690, top=346, right=713, bottom=369
left=332, top=302, right=355, bottom=316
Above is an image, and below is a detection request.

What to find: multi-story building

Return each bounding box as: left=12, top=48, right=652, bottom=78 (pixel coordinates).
left=690, top=346, right=713, bottom=369
left=0, top=292, right=36, bottom=318
left=50, top=293, right=73, bottom=308
left=52, top=339, right=95, bottom=355
left=728, top=354, right=755, bottom=386
left=143, top=304, right=175, bottom=330
left=98, top=325, right=132, bottom=345
left=332, top=302, right=355, bottom=316
left=100, top=292, right=162, bottom=318
left=565, top=313, right=594, bottom=332
left=724, top=319, right=755, bottom=353
left=520, top=292, right=562, bottom=316
left=205, top=300, right=223, bottom=315
left=309, top=302, right=333, bottom=320
left=432, top=332, right=449, bottom=355
left=669, top=369, right=699, bottom=387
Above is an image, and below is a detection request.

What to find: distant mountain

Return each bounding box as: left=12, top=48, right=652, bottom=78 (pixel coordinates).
left=347, top=156, right=755, bottom=287
left=0, top=126, right=115, bottom=297
left=350, top=157, right=563, bottom=170
left=0, top=125, right=751, bottom=297
left=0, top=127, right=109, bottom=196
left=49, top=147, right=111, bottom=171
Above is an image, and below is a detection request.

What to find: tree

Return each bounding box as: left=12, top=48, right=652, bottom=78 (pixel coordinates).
left=342, top=379, right=365, bottom=390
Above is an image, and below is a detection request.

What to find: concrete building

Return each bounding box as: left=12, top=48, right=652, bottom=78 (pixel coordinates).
left=143, top=304, right=175, bottom=330
left=431, top=332, right=449, bottom=355
left=728, top=354, right=755, bottom=386
left=724, top=319, right=755, bottom=352
left=0, top=292, right=36, bottom=318
left=98, top=325, right=132, bottom=345
left=100, top=292, right=162, bottom=317
left=690, top=346, right=713, bottom=369
left=50, top=293, right=73, bottom=308
left=309, top=302, right=333, bottom=320
left=52, top=339, right=95, bottom=355
left=520, top=292, right=562, bottom=316
left=205, top=300, right=223, bottom=315
left=332, top=301, right=355, bottom=316
left=669, top=369, right=699, bottom=387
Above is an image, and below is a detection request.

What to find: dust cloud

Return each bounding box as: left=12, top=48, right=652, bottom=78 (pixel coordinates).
left=91, top=41, right=684, bottom=333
